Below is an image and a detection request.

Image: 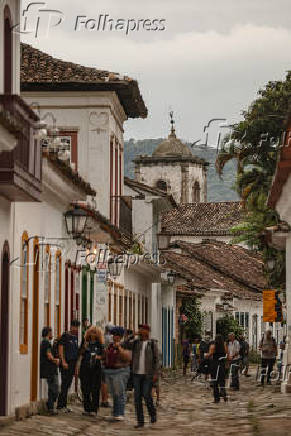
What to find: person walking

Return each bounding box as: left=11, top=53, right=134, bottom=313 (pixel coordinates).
left=199, top=337, right=209, bottom=363
left=206, top=334, right=228, bottom=403
left=100, top=324, right=113, bottom=408
left=78, top=326, right=104, bottom=416
left=182, top=339, right=191, bottom=376
left=57, top=320, right=80, bottom=412
left=239, top=335, right=250, bottom=377
left=104, top=326, right=131, bottom=421
left=40, top=327, right=60, bottom=415
left=191, top=339, right=199, bottom=373
left=227, top=332, right=240, bottom=390
left=132, top=324, right=158, bottom=429
left=258, top=330, right=277, bottom=386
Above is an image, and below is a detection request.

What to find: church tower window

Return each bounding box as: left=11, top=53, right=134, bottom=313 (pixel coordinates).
left=156, top=179, right=167, bottom=192
left=192, top=181, right=201, bottom=202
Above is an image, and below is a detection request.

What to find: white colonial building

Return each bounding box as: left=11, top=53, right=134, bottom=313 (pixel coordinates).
left=1, top=30, right=169, bottom=416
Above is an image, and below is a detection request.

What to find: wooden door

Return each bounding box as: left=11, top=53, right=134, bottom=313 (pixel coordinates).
left=0, top=241, right=10, bottom=415
left=31, top=239, right=39, bottom=402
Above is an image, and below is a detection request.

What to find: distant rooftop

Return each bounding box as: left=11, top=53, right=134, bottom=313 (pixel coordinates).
left=161, top=201, right=243, bottom=235
left=20, top=43, right=147, bottom=119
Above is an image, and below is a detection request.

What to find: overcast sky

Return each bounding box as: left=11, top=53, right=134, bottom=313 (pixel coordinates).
left=21, top=0, right=291, bottom=141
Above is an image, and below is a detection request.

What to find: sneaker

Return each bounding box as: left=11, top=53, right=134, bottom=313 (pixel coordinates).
left=64, top=407, right=72, bottom=413
left=114, top=416, right=125, bottom=421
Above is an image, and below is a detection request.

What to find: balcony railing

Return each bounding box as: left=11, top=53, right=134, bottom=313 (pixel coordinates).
left=119, top=196, right=133, bottom=238
left=0, top=94, right=42, bottom=201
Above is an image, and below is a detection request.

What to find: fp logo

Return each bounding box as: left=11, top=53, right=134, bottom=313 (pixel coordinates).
left=12, top=2, right=64, bottom=38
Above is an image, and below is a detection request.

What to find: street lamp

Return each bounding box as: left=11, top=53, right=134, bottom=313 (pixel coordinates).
left=64, top=206, right=88, bottom=240
left=108, top=256, right=123, bottom=279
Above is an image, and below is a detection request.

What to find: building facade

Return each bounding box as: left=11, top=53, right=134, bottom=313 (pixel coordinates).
left=134, top=120, right=208, bottom=204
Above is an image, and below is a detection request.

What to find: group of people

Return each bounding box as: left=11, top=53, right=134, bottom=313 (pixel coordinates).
left=182, top=331, right=280, bottom=403
left=40, top=320, right=159, bottom=428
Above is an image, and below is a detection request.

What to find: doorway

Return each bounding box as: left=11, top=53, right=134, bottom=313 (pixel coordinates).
left=31, top=239, right=39, bottom=402
left=0, top=241, right=10, bottom=416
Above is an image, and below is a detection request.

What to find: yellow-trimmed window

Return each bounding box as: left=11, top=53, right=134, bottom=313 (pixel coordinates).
left=20, top=232, right=29, bottom=354
left=55, top=250, right=62, bottom=337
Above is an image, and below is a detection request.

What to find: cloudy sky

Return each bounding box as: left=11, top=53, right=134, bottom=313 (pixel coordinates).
left=21, top=0, right=291, bottom=141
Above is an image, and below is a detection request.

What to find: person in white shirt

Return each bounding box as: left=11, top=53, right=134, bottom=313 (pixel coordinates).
left=131, top=324, right=158, bottom=429
left=227, top=332, right=240, bottom=390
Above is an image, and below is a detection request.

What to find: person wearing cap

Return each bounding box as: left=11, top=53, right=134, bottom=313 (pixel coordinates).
left=40, top=327, right=60, bottom=415
left=131, top=324, right=158, bottom=428
left=103, top=326, right=131, bottom=421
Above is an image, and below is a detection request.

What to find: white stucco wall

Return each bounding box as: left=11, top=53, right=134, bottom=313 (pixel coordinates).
left=124, top=184, right=154, bottom=254
left=8, top=199, right=69, bottom=413
left=137, top=161, right=206, bottom=204
left=22, top=91, right=126, bottom=219
left=169, top=235, right=233, bottom=245
left=276, top=174, right=291, bottom=224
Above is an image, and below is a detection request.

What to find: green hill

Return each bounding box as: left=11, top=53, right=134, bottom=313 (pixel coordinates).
left=124, top=138, right=239, bottom=202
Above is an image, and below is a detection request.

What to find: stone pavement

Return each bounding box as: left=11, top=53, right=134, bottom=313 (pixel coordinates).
left=1, top=368, right=291, bottom=436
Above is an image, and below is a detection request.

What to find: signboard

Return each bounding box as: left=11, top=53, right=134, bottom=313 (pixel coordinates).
left=95, top=279, right=107, bottom=330
left=96, top=263, right=108, bottom=283
left=263, top=290, right=276, bottom=322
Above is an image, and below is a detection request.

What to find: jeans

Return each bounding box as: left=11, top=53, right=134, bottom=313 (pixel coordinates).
left=229, top=359, right=240, bottom=389
left=57, top=360, right=77, bottom=409
left=261, top=358, right=275, bottom=385
left=133, top=374, right=156, bottom=424
left=104, top=367, right=130, bottom=417
left=46, top=374, right=58, bottom=410
left=80, top=366, right=102, bottom=413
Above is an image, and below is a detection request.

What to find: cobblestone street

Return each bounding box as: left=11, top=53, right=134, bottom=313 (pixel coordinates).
left=1, top=368, right=291, bottom=436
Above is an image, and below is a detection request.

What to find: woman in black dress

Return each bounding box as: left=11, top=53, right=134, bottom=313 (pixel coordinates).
left=78, top=326, right=104, bottom=416
left=206, top=334, right=228, bottom=403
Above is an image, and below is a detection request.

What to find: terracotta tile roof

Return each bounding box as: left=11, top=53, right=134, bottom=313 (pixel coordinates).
left=163, top=240, right=266, bottom=299
left=20, top=43, right=147, bottom=119
left=43, top=150, right=96, bottom=196
left=124, top=177, right=177, bottom=207
left=161, top=201, right=243, bottom=235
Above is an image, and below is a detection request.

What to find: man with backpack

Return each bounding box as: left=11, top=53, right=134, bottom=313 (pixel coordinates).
left=258, top=330, right=277, bottom=386
left=132, top=324, right=158, bottom=429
